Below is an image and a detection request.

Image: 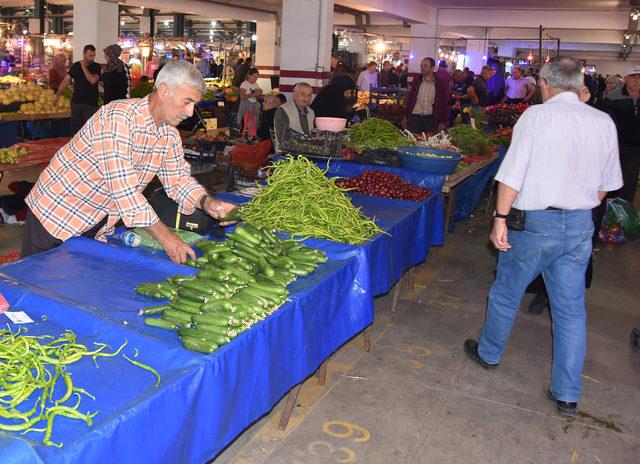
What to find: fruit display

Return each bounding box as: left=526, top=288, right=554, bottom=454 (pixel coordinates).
left=0, top=146, right=28, bottom=164
left=0, top=75, right=22, bottom=84
left=337, top=170, right=431, bottom=201
left=489, top=126, right=513, bottom=148
left=484, top=103, right=528, bottom=127
left=0, top=83, right=70, bottom=114
left=137, top=223, right=328, bottom=353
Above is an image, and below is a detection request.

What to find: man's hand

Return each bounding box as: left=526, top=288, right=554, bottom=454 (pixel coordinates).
left=490, top=219, right=511, bottom=251
left=401, top=116, right=408, bottom=130
left=203, top=197, right=237, bottom=225
left=160, top=232, right=197, bottom=264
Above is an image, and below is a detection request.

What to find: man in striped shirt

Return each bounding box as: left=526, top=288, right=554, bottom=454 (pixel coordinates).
left=23, top=61, right=236, bottom=264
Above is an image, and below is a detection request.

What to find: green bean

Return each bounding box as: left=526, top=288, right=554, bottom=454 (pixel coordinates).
left=241, top=156, right=384, bottom=244
left=344, top=117, right=413, bottom=152
left=122, top=354, right=161, bottom=387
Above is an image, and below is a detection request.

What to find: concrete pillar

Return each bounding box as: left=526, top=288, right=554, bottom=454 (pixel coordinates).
left=408, top=23, right=437, bottom=75
left=466, top=38, right=488, bottom=73
left=255, top=19, right=279, bottom=91
left=279, top=0, right=334, bottom=95
left=72, top=0, right=119, bottom=62
left=173, top=14, right=185, bottom=38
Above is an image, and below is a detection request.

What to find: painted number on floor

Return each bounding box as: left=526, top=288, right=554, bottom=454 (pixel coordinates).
left=290, top=420, right=371, bottom=463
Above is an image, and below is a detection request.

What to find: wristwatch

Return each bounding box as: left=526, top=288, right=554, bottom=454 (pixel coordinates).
left=199, top=194, right=209, bottom=210
left=493, top=211, right=509, bottom=219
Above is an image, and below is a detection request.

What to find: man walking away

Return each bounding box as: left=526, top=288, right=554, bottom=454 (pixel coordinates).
left=463, top=56, right=622, bottom=417
left=55, top=44, right=101, bottom=134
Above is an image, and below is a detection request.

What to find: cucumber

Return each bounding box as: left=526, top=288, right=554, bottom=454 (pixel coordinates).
left=177, top=287, right=210, bottom=303
left=235, top=258, right=255, bottom=272
left=258, top=255, right=275, bottom=277
left=139, top=304, right=170, bottom=316
left=162, top=308, right=193, bottom=324
left=199, top=301, right=228, bottom=312
left=247, top=282, right=287, bottom=296
left=287, top=252, right=320, bottom=265
left=219, top=252, right=239, bottom=264
left=181, top=336, right=218, bottom=353
left=195, top=256, right=210, bottom=267
left=170, top=300, right=202, bottom=314
left=184, top=257, right=199, bottom=268
left=196, top=269, right=227, bottom=282
left=169, top=274, right=197, bottom=284
left=145, top=317, right=176, bottom=329
left=197, top=321, right=231, bottom=333
left=234, top=226, right=263, bottom=246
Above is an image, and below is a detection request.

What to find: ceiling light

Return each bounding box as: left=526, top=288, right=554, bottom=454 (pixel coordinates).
left=164, top=20, right=169, bottom=27
left=120, top=20, right=125, bottom=26
left=251, top=34, right=257, bottom=41
left=211, top=20, right=216, bottom=27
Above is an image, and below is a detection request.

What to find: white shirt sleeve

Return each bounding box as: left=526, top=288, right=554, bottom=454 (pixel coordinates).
left=494, top=111, right=535, bottom=191
left=599, top=118, right=624, bottom=192
left=357, top=71, right=368, bottom=90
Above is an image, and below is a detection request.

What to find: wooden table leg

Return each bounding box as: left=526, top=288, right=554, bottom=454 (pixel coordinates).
left=278, top=384, right=302, bottom=431
left=408, top=267, right=415, bottom=292
left=444, top=188, right=457, bottom=235
left=363, top=327, right=372, bottom=353
left=315, top=360, right=328, bottom=386
left=390, top=281, right=401, bottom=312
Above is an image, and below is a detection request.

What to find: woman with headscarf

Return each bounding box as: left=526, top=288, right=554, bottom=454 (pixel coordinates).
left=48, top=53, right=67, bottom=92
left=100, top=44, right=131, bottom=104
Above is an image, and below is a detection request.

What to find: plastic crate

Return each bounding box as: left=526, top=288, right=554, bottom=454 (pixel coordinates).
left=397, top=146, right=462, bottom=175
left=280, top=128, right=344, bottom=159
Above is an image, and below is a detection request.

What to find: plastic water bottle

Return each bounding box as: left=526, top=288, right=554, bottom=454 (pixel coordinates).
left=114, top=230, right=141, bottom=247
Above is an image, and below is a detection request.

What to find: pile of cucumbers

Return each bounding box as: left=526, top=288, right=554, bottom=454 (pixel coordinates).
left=135, top=223, right=328, bottom=354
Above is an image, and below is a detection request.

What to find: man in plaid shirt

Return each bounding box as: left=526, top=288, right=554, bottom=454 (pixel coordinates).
left=23, top=61, right=236, bottom=264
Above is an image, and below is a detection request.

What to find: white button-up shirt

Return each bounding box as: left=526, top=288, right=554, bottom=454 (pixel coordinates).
left=496, top=92, right=623, bottom=210
left=357, top=70, right=378, bottom=91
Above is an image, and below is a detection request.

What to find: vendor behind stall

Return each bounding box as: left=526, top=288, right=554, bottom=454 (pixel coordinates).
left=23, top=61, right=236, bottom=264
left=274, top=82, right=315, bottom=146
left=402, top=57, right=450, bottom=134
left=48, top=54, right=68, bottom=93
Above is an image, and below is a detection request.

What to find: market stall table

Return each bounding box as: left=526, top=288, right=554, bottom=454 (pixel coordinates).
left=441, top=151, right=499, bottom=233
left=0, top=238, right=372, bottom=464
left=0, top=112, right=71, bottom=146
left=0, top=164, right=444, bottom=461
left=0, top=137, right=70, bottom=184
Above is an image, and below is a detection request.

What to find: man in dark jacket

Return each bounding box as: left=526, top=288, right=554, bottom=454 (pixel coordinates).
left=601, top=65, right=640, bottom=203
left=233, top=57, right=252, bottom=88
left=402, top=57, right=450, bottom=134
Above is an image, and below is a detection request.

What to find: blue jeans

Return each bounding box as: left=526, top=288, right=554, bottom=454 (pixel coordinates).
left=478, top=210, right=594, bottom=402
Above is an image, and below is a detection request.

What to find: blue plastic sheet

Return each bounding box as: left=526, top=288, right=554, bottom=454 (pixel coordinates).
left=453, top=147, right=507, bottom=221
left=0, top=238, right=372, bottom=463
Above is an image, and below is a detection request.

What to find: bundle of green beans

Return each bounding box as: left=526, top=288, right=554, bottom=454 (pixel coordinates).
left=240, top=156, right=382, bottom=244
left=0, top=327, right=160, bottom=447
left=344, top=118, right=414, bottom=153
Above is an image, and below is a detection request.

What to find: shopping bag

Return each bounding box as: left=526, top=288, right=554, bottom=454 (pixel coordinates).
left=605, top=198, right=640, bottom=237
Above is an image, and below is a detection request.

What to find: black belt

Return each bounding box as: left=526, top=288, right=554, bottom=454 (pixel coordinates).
left=412, top=114, right=434, bottom=118
left=545, top=207, right=562, bottom=210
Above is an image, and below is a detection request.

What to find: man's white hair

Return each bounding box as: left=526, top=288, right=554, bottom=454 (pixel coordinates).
left=154, top=60, right=206, bottom=94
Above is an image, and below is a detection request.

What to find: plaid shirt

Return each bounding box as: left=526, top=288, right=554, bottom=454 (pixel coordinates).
left=26, top=96, right=207, bottom=241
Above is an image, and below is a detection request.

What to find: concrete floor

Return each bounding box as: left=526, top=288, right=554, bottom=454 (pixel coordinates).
left=1, top=179, right=638, bottom=463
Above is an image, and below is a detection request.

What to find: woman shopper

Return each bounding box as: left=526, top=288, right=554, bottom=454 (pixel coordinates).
left=48, top=53, right=67, bottom=92
left=100, top=44, right=131, bottom=104
left=237, top=68, right=262, bottom=139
